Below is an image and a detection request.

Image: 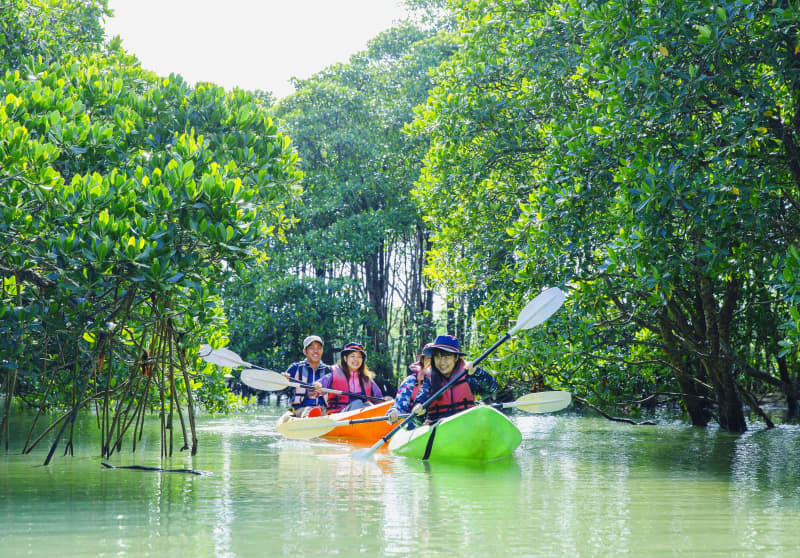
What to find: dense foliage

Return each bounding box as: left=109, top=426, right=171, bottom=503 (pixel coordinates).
left=225, top=20, right=456, bottom=385
left=5, top=0, right=798, bottom=456
left=0, top=0, right=301, bottom=459
left=412, top=0, right=800, bottom=431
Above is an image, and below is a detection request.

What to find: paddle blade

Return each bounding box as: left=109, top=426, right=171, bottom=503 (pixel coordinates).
left=509, top=287, right=566, bottom=335
left=240, top=369, right=292, bottom=392
left=351, top=438, right=384, bottom=461
left=504, top=391, right=571, bottom=413
left=351, top=415, right=409, bottom=460
left=198, top=345, right=249, bottom=368
left=276, top=416, right=339, bottom=439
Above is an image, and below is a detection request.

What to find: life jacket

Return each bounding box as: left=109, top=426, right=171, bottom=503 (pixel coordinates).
left=424, top=360, right=475, bottom=423
left=327, top=364, right=374, bottom=412
left=289, top=361, right=328, bottom=408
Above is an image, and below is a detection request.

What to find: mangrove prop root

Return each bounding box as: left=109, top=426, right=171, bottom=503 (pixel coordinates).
left=101, top=462, right=204, bottom=475
left=573, top=395, right=657, bottom=425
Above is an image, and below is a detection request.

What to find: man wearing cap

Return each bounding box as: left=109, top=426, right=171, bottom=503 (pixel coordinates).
left=404, top=334, right=498, bottom=423
left=282, top=335, right=329, bottom=417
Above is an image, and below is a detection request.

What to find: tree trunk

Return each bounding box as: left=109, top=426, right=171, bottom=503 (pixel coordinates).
left=660, top=313, right=712, bottom=426
left=700, top=275, right=747, bottom=432
left=446, top=299, right=455, bottom=335
left=777, top=356, right=799, bottom=420
left=364, top=243, right=390, bottom=377
left=677, top=363, right=713, bottom=427
left=656, top=274, right=746, bottom=431
left=705, top=358, right=747, bottom=431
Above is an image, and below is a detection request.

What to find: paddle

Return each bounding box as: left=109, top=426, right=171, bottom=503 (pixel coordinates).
left=351, top=287, right=566, bottom=460
left=495, top=390, right=571, bottom=414
left=198, top=345, right=267, bottom=371
left=278, top=414, right=411, bottom=440
left=240, top=368, right=385, bottom=403
left=199, top=345, right=384, bottom=403
left=279, top=390, right=571, bottom=440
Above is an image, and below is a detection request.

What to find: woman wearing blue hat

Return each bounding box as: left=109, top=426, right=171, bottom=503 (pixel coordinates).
left=315, top=342, right=385, bottom=412
left=399, top=334, right=498, bottom=423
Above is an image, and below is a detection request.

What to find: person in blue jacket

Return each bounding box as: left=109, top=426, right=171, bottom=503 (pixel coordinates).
left=385, top=342, right=432, bottom=426
left=282, top=335, right=329, bottom=418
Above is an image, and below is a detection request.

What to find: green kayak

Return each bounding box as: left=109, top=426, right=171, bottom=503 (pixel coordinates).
left=387, top=405, right=522, bottom=461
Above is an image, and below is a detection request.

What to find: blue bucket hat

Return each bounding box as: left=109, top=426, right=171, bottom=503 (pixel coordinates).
left=423, top=335, right=466, bottom=357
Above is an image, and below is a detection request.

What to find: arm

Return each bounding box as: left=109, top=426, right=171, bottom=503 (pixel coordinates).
left=388, top=377, right=416, bottom=415
left=318, top=373, right=333, bottom=389
left=311, top=372, right=333, bottom=406
left=411, top=376, right=431, bottom=416
left=284, top=362, right=298, bottom=379
left=466, top=367, right=498, bottom=397
left=283, top=363, right=299, bottom=406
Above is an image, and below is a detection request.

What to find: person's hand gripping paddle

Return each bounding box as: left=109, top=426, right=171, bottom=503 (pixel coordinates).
left=351, top=287, right=566, bottom=460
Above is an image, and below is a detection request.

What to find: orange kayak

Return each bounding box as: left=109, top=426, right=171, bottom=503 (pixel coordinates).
left=276, top=400, right=395, bottom=441
left=323, top=400, right=394, bottom=440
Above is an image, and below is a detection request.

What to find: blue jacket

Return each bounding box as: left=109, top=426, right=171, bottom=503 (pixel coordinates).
left=284, top=360, right=329, bottom=409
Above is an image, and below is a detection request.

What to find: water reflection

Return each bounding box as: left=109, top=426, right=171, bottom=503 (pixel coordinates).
left=2, top=408, right=800, bottom=556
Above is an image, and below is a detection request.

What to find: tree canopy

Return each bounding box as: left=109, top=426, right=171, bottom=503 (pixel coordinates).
left=4, top=0, right=800, bottom=456
left=224, top=20, right=456, bottom=384
left=1, top=0, right=301, bottom=459
left=411, top=0, right=800, bottom=431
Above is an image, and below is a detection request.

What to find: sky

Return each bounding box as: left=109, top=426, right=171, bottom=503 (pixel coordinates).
left=104, top=0, right=408, bottom=99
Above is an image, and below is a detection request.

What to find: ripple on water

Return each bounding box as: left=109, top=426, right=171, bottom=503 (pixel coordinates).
left=3, top=409, right=800, bottom=557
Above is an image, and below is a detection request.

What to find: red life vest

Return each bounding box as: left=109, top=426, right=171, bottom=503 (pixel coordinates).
left=425, top=360, right=475, bottom=422
left=327, top=365, right=374, bottom=412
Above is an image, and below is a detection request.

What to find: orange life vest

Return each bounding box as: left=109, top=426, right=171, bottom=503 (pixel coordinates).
left=327, top=365, right=374, bottom=412
left=425, top=361, right=475, bottom=422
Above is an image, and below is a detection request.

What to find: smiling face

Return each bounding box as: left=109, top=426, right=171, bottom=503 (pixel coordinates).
left=344, top=351, right=364, bottom=372
left=303, top=341, right=323, bottom=367
left=433, top=351, right=458, bottom=377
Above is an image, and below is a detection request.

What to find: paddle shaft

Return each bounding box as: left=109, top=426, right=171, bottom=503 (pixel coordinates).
left=239, top=369, right=385, bottom=403
left=288, top=376, right=385, bottom=403
left=342, top=414, right=408, bottom=425
left=293, top=414, right=409, bottom=432
left=368, top=332, right=512, bottom=451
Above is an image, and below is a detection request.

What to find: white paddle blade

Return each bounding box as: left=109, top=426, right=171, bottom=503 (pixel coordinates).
left=240, top=369, right=292, bottom=392
left=198, top=345, right=249, bottom=368
left=276, top=416, right=339, bottom=439
left=213, top=347, right=250, bottom=367
left=351, top=439, right=384, bottom=461
left=504, top=391, right=571, bottom=413
left=199, top=344, right=234, bottom=367
left=510, top=287, right=566, bottom=335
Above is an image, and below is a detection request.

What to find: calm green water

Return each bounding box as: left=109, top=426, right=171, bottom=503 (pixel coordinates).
left=1, top=405, right=799, bottom=557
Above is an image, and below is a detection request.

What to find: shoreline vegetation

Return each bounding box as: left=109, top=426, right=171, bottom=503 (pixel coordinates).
left=3, top=0, right=800, bottom=462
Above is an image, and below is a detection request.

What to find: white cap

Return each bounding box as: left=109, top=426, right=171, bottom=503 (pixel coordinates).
left=302, top=335, right=323, bottom=350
